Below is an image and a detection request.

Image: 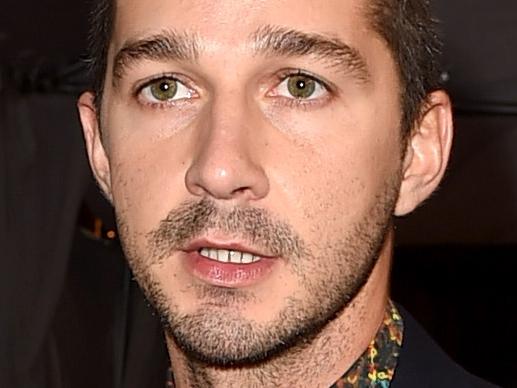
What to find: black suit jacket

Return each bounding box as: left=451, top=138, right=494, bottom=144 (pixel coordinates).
left=392, top=308, right=499, bottom=388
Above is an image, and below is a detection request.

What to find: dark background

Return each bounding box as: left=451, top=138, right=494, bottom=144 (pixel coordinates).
left=1, top=1, right=516, bottom=387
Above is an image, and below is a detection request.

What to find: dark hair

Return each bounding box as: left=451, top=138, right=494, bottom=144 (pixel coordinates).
left=87, top=0, right=442, bottom=134
left=366, top=0, right=443, bottom=135
left=88, top=0, right=115, bottom=110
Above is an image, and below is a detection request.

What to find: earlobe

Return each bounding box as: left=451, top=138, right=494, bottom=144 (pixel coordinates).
left=394, top=90, right=453, bottom=216
left=77, top=91, right=113, bottom=202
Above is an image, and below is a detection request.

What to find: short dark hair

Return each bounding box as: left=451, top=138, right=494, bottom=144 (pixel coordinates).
left=88, top=0, right=115, bottom=110
left=366, top=0, right=443, bottom=135
left=87, top=0, right=442, bottom=134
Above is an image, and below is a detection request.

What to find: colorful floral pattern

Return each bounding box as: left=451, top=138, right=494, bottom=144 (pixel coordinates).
left=332, top=301, right=404, bottom=388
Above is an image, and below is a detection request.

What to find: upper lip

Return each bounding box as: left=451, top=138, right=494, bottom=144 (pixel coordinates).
left=183, top=237, right=275, bottom=258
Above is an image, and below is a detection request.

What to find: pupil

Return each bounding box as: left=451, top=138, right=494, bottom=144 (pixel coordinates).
left=287, top=76, right=315, bottom=99
left=160, top=82, right=170, bottom=91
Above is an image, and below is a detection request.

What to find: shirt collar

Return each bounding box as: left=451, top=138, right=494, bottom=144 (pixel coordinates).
left=331, top=300, right=404, bottom=387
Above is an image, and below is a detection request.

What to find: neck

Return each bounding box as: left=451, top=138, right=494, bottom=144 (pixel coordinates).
left=167, top=234, right=393, bottom=388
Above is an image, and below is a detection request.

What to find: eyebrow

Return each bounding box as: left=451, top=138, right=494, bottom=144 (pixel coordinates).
left=251, top=25, right=371, bottom=83
left=111, top=25, right=370, bottom=86
left=112, top=30, right=200, bottom=86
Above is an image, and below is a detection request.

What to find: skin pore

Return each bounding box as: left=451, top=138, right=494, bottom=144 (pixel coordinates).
left=78, top=0, right=453, bottom=386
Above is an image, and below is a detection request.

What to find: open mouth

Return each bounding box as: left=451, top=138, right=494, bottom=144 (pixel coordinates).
left=180, top=238, right=278, bottom=287
left=180, top=241, right=277, bottom=287
left=198, top=248, right=261, bottom=264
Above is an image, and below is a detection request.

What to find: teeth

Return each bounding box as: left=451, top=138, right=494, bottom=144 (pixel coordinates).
left=199, top=248, right=261, bottom=264
left=217, top=249, right=229, bottom=263
left=241, top=252, right=253, bottom=264
left=229, top=250, right=242, bottom=264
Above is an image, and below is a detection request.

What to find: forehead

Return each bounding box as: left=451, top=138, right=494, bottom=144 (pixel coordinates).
left=112, top=0, right=372, bottom=52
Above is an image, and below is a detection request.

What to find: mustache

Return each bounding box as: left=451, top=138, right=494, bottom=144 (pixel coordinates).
left=146, top=198, right=306, bottom=263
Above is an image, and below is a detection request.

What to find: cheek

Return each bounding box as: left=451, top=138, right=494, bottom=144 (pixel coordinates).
left=266, top=109, right=402, bottom=242
left=103, top=104, right=198, bottom=233
left=108, top=142, right=188, bottom=238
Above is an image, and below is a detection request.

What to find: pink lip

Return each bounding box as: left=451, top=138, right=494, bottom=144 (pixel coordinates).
left=181, top=238, right=277, bottom=287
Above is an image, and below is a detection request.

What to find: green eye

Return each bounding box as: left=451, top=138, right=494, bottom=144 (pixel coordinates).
left=149, top=79, right=178, bottom=101
left=287, top=75, right=316, bottom=99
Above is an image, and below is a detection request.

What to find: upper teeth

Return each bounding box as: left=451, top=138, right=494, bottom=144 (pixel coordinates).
left=199, top=248, right=261, bottom=264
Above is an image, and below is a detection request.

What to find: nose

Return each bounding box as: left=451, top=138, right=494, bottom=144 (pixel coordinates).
left=185, top=96, right=269, bottom=203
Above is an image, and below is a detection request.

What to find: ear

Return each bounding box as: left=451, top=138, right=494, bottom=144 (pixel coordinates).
left=77, top=91, right=113, bottom=202
left=394, top=90, right=453, bottom=216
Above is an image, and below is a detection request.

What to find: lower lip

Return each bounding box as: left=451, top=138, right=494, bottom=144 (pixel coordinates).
left=182, top=251, right=277, bottom=287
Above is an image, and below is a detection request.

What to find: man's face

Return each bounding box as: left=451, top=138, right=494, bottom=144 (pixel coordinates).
left=96, top=0, right=404, bottom=365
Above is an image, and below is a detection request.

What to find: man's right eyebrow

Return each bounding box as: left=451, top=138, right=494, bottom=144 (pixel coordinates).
left=111, top=30, right=200, bottom=86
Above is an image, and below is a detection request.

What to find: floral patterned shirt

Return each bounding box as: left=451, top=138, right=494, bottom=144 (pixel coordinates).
left=332, top=301, right=403, bottom=387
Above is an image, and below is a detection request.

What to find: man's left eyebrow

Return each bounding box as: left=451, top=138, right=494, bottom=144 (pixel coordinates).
left=251, top=25, right=371, bottom=83
left=111, top=30, right=200, bottom=86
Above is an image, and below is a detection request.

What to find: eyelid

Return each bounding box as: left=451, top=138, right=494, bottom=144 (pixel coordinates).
left=264, top=69, right=336, bottom=112
left=133, top=73, right=198, bottom=106
left=268, top=69, right=334, bottom=98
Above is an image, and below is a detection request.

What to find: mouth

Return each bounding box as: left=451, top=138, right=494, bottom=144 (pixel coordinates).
left=181, top=239, right=278, bottom=288
left=198, top=247, right=262, bottom=264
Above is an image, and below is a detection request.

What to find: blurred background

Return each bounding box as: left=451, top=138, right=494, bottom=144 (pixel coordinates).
left=0, top=1, right=515, bottom=387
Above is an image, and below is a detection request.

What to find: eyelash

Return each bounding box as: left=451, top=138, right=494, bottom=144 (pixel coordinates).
left=270, top=69, right=334, bottom=109
left=134, top=73, right=196, bottom=109
left=133, top=69, right=334, bottom=110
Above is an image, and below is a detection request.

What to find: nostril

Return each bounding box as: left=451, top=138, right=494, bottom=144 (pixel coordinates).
left=231, top=185, right=252, bottom=196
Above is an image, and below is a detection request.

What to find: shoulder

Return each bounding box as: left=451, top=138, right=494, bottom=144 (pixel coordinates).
left=391, top=306, right=499, bottom=388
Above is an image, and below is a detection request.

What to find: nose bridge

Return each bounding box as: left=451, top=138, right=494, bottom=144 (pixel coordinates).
left=210, top=89, right=251, bottom=147
left=185, top=87, right=269, bottom=201
left=202, top=87, right=257, bottom=167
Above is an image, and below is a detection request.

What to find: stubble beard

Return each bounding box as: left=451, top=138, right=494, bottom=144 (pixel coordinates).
left=116, top=178, right=399, bottom=369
